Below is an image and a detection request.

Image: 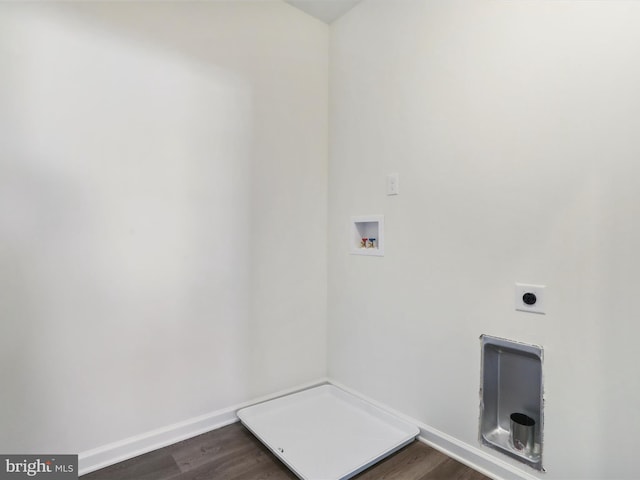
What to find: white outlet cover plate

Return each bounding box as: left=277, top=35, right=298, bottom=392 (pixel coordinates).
left=515, top=283, right=546, bottom=314
left=387, top=173, right=399, bottom=195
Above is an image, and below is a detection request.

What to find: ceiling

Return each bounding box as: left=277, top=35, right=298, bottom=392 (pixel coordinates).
left=284, top=0, right=362, bottom=24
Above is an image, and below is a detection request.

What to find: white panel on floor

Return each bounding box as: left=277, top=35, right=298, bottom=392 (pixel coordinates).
left=237, top=385, right=419, bottom=480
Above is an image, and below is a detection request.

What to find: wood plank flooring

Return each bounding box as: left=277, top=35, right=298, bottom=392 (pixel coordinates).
left=82, top=422, right=490, bottom=480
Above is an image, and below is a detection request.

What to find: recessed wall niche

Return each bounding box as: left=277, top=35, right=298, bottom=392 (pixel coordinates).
left=479, top=335, right=544, bottom=471
left=350, top=215, right=384, bottom=256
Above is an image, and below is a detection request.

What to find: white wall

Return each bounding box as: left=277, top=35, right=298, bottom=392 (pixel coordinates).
left=329, top=1, right=640, bottom=479
left=0, top=1, right=327, bottom=454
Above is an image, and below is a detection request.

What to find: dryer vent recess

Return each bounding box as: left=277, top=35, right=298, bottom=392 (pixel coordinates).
left=479, top=334, right=544, bottom=471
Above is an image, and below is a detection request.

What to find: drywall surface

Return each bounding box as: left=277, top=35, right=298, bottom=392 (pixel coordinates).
left=0, top=2, right=327, bottom=454
left=328, top=1, right=640, bottom=478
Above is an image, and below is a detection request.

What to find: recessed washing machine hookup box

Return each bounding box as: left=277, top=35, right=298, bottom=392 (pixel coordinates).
left=479, top=335, right=544, bottom=471
left=350, top=215, right=384, bottom=256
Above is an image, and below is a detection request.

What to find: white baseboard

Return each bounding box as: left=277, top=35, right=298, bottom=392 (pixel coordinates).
left=326, top=379, right=542, bottom=480
left=78, top=378, right=329, bottom=476
left=80, top=377, right=541, bottom=480
left=416, top=425, right=541, bottom=480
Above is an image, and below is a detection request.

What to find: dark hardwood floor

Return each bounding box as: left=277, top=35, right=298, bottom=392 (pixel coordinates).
left=82, top=422, right=490, bottom=480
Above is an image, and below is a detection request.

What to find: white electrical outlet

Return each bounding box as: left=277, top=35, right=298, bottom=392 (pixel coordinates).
left=515, top=283, right=546, bottom=315
left=387, top=173, right=399, bottom=195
